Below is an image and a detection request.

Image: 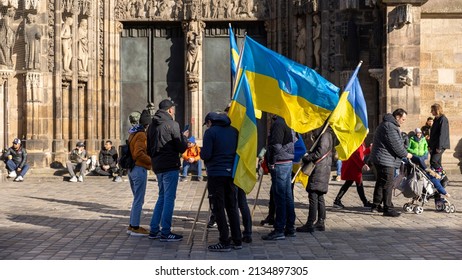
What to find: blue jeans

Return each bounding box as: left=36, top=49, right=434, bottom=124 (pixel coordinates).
left=270, top=162, right=295, bottom=233
left=128, top=166, right=147, bottom=227
left=336, top=159, right=342, bottom=176
left=181, top=160, right=202, bottom=178
left=150, top=170, right=179, bottom=235
left=6, top=160, right=30, bottom=177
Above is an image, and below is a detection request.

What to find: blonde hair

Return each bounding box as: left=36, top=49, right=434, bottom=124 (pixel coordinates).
left=431, top=103, right=443, bottom=116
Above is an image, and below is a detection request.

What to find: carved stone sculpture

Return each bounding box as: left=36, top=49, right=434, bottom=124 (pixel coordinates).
left=0, top=7, right=16, bottom=69
left=25, top=0, right=41, bottom=10
left=312, top=14, right=321, bottom=70
left=398, top=67, right=413, bottom=87
left=24, top=13, right=42, bottom=70
left=185, top=22, right=201, bottom=75
left=296, top=17, right=306, bottom=65
left=61, top=16, right=73, bottom=74
left=78, top=18, right=89, bottom=74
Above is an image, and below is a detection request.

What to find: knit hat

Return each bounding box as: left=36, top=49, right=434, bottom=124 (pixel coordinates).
left=188, top=136, right=196, bottom=144
left=415, top=128, right=422, bottom=134
left=139, top=109, right=152, bottom=126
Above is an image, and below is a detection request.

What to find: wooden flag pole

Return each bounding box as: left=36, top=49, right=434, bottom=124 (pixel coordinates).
left=187, top=183, right=208, bottom=245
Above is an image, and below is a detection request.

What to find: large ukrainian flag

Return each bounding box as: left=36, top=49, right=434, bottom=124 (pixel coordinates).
left=240, top=36, right=340, bottom=133
left=328, top=63, right=369, bottom=160
left=228, top=72, right=258, bottom=194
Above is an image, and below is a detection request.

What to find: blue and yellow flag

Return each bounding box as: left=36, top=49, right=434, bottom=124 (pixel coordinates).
left=229, top=24, right=239, bottom=80
left=228, top=72, right=258, bottom=194
left=328, top=63, right=369, bottom=160
left=239, top=36, right=340, bottom=133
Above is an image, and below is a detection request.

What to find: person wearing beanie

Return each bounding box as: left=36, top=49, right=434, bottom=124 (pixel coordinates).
left=147, top=98, right=188, bottom=242
left=126, top=108, right=152, bottom=236
left=180, top=136, right=203, bottom=182
left=3, top=138, right=30, bottom=182
left=407, top=127, right=428, bottom=170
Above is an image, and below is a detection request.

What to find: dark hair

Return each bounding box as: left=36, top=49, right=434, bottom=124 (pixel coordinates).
left=431, top=103, right=443, bottom=116
left=427, top=117, right=434, bottom=121
left=392, top=108, right=407, bottom=118
left=105, top=140, right=113, bottom=145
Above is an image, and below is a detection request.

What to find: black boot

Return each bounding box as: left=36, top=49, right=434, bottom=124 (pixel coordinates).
left=296, top=222, right=314, bottom=233
left=333, top=189, right=346, bottom=208
left=260, top=215, right=275, bottom=226
left=357, top=183, right=372, bottom=207
left=314, top=219, right=325, bottom=231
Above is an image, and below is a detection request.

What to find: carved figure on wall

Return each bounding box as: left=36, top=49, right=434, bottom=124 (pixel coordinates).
left=145, top=0, right=156, bottom=19
left=211, top=0, right=219, bottom=18
left=158, top=0, right=171, bottom=19
left=128, top=1, right=136, bottom=18
left=253, top=0, right=267, bottom=17
left=296, top=17, right=306, bottom=65
left=0, top=7, right=16, bottom=69
left=135, top=0, right=145, bottom=18
left=223, top=1, right=235, bottom=18
left=398, top=67, right=413, bottom=87
left=78, top=18, right=88, bottom=74
left=25, top=0, right=40, bottom=10
left=186, top=22, right=201, bottom=75
left=312, top=14, right=321, bottom=70
left=24, top=13, right=42, bottom=70
left=203, top=1, right=210, bottom=18
left=2, top=0, right=18, bottom=8
left=61, top=16, right=73, bottom=74
left=172, top=0, right=183, bottom=18
left=237, top=0, right=250, bottom=18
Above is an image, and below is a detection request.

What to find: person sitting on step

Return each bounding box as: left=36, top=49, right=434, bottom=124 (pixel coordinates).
left=180, top=136, right=202, bottom=181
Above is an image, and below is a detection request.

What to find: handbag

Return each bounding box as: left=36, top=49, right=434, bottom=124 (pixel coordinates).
left=301, top=151, right=331, bottom=176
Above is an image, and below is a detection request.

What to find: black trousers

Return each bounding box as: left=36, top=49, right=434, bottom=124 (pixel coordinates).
left=430, top=149, right=445, bottom=170
left=372, top=164, right=395, bottom=210
left=307, top=190, right=326, bottom=224
left=207, top=176, right=242, bottom=245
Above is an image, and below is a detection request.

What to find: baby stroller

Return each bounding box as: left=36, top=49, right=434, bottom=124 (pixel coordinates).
left=393, top=161, right=455, bottom=214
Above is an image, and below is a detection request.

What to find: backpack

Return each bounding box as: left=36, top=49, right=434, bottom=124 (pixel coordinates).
left=118, top=133, right=137, bottom=170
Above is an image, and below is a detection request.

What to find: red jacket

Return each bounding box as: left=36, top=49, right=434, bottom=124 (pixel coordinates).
left=341, top=143, right=370, bottom=183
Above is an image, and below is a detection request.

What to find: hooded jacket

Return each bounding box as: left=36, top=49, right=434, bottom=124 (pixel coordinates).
left=370, top=113, right=409, bottom=168
left=147, top=109, right=188, bottom=174
left=200, top=112, right=238, bottom=177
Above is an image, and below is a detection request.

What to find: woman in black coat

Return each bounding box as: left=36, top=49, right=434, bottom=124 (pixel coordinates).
left=429, top=103, right=450, bottom=170
left=296, top=126, right=334, bottom=233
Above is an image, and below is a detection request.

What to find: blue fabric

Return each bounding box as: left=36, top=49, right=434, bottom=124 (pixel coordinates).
left=182, top=160, right=202, bottom=178
left=270, top=162, right=295, bottom=232
left=150, top=170, right=179, bottom=235
left=128, top=165, right=147, bottom=226
left=293, top=133, right=307, bottom=163
left=336, top=159, right=342, bottom=176
left=6, top=160, right=30, bottom=177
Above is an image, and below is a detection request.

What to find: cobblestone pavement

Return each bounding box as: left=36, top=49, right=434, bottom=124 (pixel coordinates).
left=1, top=173, right=461, bottom=260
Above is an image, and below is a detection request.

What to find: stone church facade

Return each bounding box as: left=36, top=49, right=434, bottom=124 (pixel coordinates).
left=0, top=0, right=461, bottom=172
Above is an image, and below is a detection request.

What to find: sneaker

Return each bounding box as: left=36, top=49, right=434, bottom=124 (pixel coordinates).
left=69, top=176, right=78, bottom=182
left=383, top=209, right=401, bottom=217
left=242, top=236, right=252, bottom=243
left=261, top=230, right=285, bottom=240
left=148, top=231, right=161, bottom=240
left=126, top=226, right=149, bottom=236
left=207, top=221, right=217, bottom=228
left=8, top=171, right=17, bottom=178
left=208, top=243, right=231, bottom=252
left=14, top=175, right=24, bottom=182
left=160, top=233, right=183, bottom=242
left=333, top=200, right=344, bottom=209
left=78, top=175, right=84, bottom=182
left=113, top=176, right=122, bottom=182
left=284, top=229, right=297, bottom=237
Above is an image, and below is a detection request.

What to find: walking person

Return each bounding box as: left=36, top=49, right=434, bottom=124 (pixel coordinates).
left=296, top=126, right=333, bottom=233
left=428, top=103, right=450, bottom=171
left=333, top=142, right=373, bottom=209
left=369, top=108, right=413, bottom=217
left=262, top=116, right=296, bottom=240
left=201, top=111, right=242, bottom=251
left=147, top=99, right=188, bottom=242
left=126, top=111, right=152, bottom=236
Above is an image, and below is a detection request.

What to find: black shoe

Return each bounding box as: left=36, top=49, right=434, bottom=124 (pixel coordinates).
left=383, top=209, right=401, bottom=217
left=207, top=221, right=217, bottom=228
left=296, top=223, right=314, bottom=233
left=260, top=216, right=275, bottom=226
left=363, top=201, right=374, bottom=208
left=314, top=220, right=325, bottom=231
left=242, top=236, right=252, bottom=243
left=371, top=205, right=384, bottom=213
left=284, top=229, right=297, bottom=237
left=261, top=230, right=285, bottom=240
left=333, top=200, right=344, bottom=209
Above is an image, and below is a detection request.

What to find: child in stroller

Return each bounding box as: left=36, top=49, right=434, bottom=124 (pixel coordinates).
left=425, top=168, right=455, bottom=213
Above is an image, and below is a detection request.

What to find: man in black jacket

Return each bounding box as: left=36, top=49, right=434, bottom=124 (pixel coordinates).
left=95, top=140, right=121, bottom=181
left=3, top=138, right=30, bottom=182
left=147, top=99, right=188, bottom=242
left=369, top=108, right=413, bottom=217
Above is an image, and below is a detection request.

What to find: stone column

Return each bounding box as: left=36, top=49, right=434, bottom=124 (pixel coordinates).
left=0, top=70, right=13, bottom=150
left=24, top=72, right=42, bottom=140
left=383, top=0, right=428, bottom=130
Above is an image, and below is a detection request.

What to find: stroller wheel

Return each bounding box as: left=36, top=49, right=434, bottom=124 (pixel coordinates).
left=449, top=205, right=456, bottom=213
left=435, top=203, right=444, bottom=211
left=403, top=203, right=414, bottom=213
left=444, top=205, right=451, bottom=213
left=414, top=206, right=424, bottom=214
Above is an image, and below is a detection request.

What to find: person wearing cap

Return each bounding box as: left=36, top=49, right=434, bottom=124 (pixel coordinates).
left=2, top=138, right=30, bottom=182
left=201, top=111, right=242, bottom=251
left=421, top=116, right=433, bottom=141
left=407, top=127, right=429, bottom=170
left=180, top=136, right=202, bottom=181
left=126, top=109, right=152, bottom=236
left=147, top=98, right=188, bottom=241
left=66, top=141, right=88, bottom=182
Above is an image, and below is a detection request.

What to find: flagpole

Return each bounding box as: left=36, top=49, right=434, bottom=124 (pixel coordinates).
left=230, top=35, right=247, bottom=99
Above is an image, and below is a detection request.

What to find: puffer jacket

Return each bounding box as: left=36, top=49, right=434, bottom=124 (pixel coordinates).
left=407, top=135, right=428, bottom=157
left=303, top=127, right=334, bottom=194
left=3, top=147, right=28, bottom=168
left=99, top=146, right=118, bottom=167
left=147, top=109, right=188, bottom=174
left=201, top=112, right=238, bottom=177
left=370, top=113, right=409, bottom=168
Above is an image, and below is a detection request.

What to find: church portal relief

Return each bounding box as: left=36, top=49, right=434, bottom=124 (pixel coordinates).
left=24, top=13, right=42, bottom=70
left=61, top=16, right=73, bottom=74
left=78, top=18, right=89, bottom=75
left=0, top=6, right=16, bottom=69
